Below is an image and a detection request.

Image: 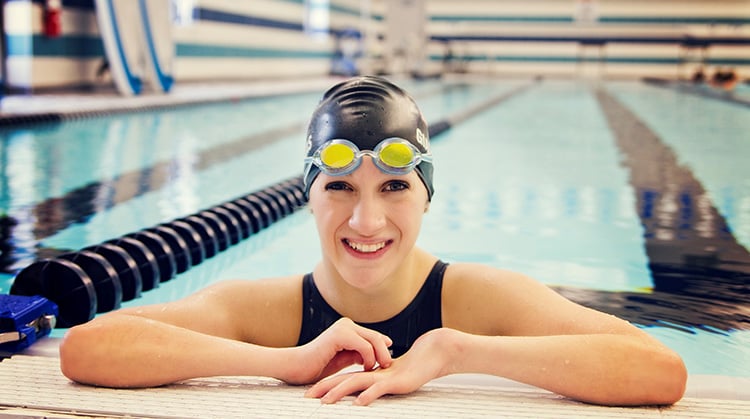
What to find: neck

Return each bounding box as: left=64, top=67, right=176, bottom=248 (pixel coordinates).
left=313, top=247, right=437, bottom=323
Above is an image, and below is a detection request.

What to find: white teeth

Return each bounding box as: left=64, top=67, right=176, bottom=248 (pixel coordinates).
left=346, top=240, right=386, bottom=253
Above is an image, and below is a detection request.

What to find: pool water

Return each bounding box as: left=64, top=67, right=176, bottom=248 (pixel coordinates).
left=1, top=77, right=748, bottom=377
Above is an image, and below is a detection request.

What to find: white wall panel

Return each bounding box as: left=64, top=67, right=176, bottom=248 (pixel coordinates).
left=173, top=22, right=334, bottom=50
left=173, top=57, right=331, bottom=80
left=30, top=57, right=105, bottom=87
left=4, top=1, right=35, bottom=35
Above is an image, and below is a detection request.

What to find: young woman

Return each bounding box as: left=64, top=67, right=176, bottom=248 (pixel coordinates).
left=59, top=76, right=687, bottom=407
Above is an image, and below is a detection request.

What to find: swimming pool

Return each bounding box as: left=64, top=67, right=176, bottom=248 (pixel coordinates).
left=1, top=77, right=748, bottom=380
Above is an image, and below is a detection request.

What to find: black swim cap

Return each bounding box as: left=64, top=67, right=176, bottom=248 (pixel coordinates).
left=303, top=76, right=434, bottom=200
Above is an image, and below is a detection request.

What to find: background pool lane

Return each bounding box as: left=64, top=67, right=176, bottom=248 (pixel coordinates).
left=421, top=80, right=652, bottom=292
left=606, top=81, right=750, bottom=252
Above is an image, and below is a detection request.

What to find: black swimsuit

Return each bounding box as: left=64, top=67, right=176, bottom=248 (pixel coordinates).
left=296, top=260, right=449, bottom=357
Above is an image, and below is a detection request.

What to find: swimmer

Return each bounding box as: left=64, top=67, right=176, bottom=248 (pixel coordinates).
left=59, top=76, right=687, bottom=406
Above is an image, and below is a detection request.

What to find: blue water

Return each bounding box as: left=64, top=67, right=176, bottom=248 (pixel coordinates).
left=607, top=81, right=750, bottom=251
left=1, top=78, right=748, bottom=377
left=424, top=81, right=652, bottom=291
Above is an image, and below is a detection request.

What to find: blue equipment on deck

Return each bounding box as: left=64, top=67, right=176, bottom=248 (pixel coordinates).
left=0, top=295, right=58, bottom=354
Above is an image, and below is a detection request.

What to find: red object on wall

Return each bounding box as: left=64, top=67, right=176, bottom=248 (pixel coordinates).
left=43, top=0, right=62, bottom=37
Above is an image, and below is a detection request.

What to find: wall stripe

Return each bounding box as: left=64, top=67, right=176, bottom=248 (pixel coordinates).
left=192, top=6, right=367, bottom=36
left=430, top=15, right=750, bottom=26
left=194, top=7, right=304, bottom=32
left=6, top=35, right=103, bottom=57
left=599, top=16, right=750, bottom=25
left=430, top=35, right=750, bottom=46
left=175, top=44, right=333, bottom=59
left=429, top=53, right=750, bottom=67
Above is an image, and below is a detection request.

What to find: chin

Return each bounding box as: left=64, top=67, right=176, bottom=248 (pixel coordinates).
left=339, top=264, right=392, bottom=290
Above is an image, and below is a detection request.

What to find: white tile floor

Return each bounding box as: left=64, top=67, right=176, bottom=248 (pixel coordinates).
left=1, top=354, right=747, bottom=419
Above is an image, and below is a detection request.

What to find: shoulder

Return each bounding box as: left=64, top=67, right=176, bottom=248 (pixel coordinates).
left=201, top=275, right=304, bottom=303
left=188, top=274, right=306, bottom=347
left=442, top=262, right=547, bottom=293
left=441, top=263, right=526, bottom=334
left=442, top=262, right=546, bottom=303
left=441, top=263, right=626, bottom=337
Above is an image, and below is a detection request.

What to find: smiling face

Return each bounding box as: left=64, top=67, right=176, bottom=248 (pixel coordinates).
left=307, top=156, right=429, bottom=292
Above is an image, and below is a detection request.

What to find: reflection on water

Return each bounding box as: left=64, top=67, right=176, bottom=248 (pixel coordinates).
left=555, top=284, right=747, bottom=334
left=591, top=88, right=749, bottom=333
left=0, top=118, right=307, bottom=273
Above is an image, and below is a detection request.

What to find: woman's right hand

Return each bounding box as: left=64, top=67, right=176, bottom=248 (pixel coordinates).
left=281, top=318, right=393, bottom=385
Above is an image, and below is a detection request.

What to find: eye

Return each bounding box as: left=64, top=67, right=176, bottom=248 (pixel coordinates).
left=383, top=180, right=410, bottom=192
left=324, top=181, right=353, bottom=191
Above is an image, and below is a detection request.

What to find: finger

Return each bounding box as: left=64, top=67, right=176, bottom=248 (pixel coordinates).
left=304, top=373, right=350, bottom=399
left=354, top=380, right=392, bottom=406
left=346, top=337, right=377, bottom=371
left=320, top=374, right=374, bottom=405
left=352, top=326, right=392, bottom=369
left=326, top=320, right=391, bottom=371
left=354, top=324, right=392, bottom=348
left=318, top=328, right=375, bottom=371
left=371, top=337, right=393, bottom=369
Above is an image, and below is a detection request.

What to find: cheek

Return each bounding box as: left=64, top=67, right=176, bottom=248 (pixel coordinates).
left=309, top=200, right=347, bottom=236
left=394, top=202, right=426, bottom=233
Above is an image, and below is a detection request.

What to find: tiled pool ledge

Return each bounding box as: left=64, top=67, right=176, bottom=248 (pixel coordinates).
left=2, top=339, right=748, bottom=418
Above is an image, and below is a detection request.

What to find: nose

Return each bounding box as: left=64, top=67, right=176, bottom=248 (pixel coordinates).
left=348, top=193, right=386, bottom=236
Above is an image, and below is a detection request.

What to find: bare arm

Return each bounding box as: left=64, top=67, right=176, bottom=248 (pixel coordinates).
left=59, top=278, right=392, bottom=387
left=59, top=312, right=297, bottom=387
left=444, top=327, right=686, bottom=405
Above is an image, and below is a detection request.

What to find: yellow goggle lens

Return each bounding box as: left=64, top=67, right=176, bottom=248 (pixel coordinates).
left=320, top=143, right=356, bottom=169
left=379, top=142, right=414, bottom=168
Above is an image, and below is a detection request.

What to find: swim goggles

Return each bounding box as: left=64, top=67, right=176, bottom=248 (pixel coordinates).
left=305, top=138, right=432, bottom=177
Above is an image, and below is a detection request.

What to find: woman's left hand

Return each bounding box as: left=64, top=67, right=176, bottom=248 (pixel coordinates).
left=304, top=328, right=457, bottom=406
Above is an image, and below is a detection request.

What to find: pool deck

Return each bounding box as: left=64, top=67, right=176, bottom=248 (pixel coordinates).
left=0, top=338, right=747, bottom=418
left=2, top=78, right=749, bottom=416
left=0, top=77, right=344, bottom=120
